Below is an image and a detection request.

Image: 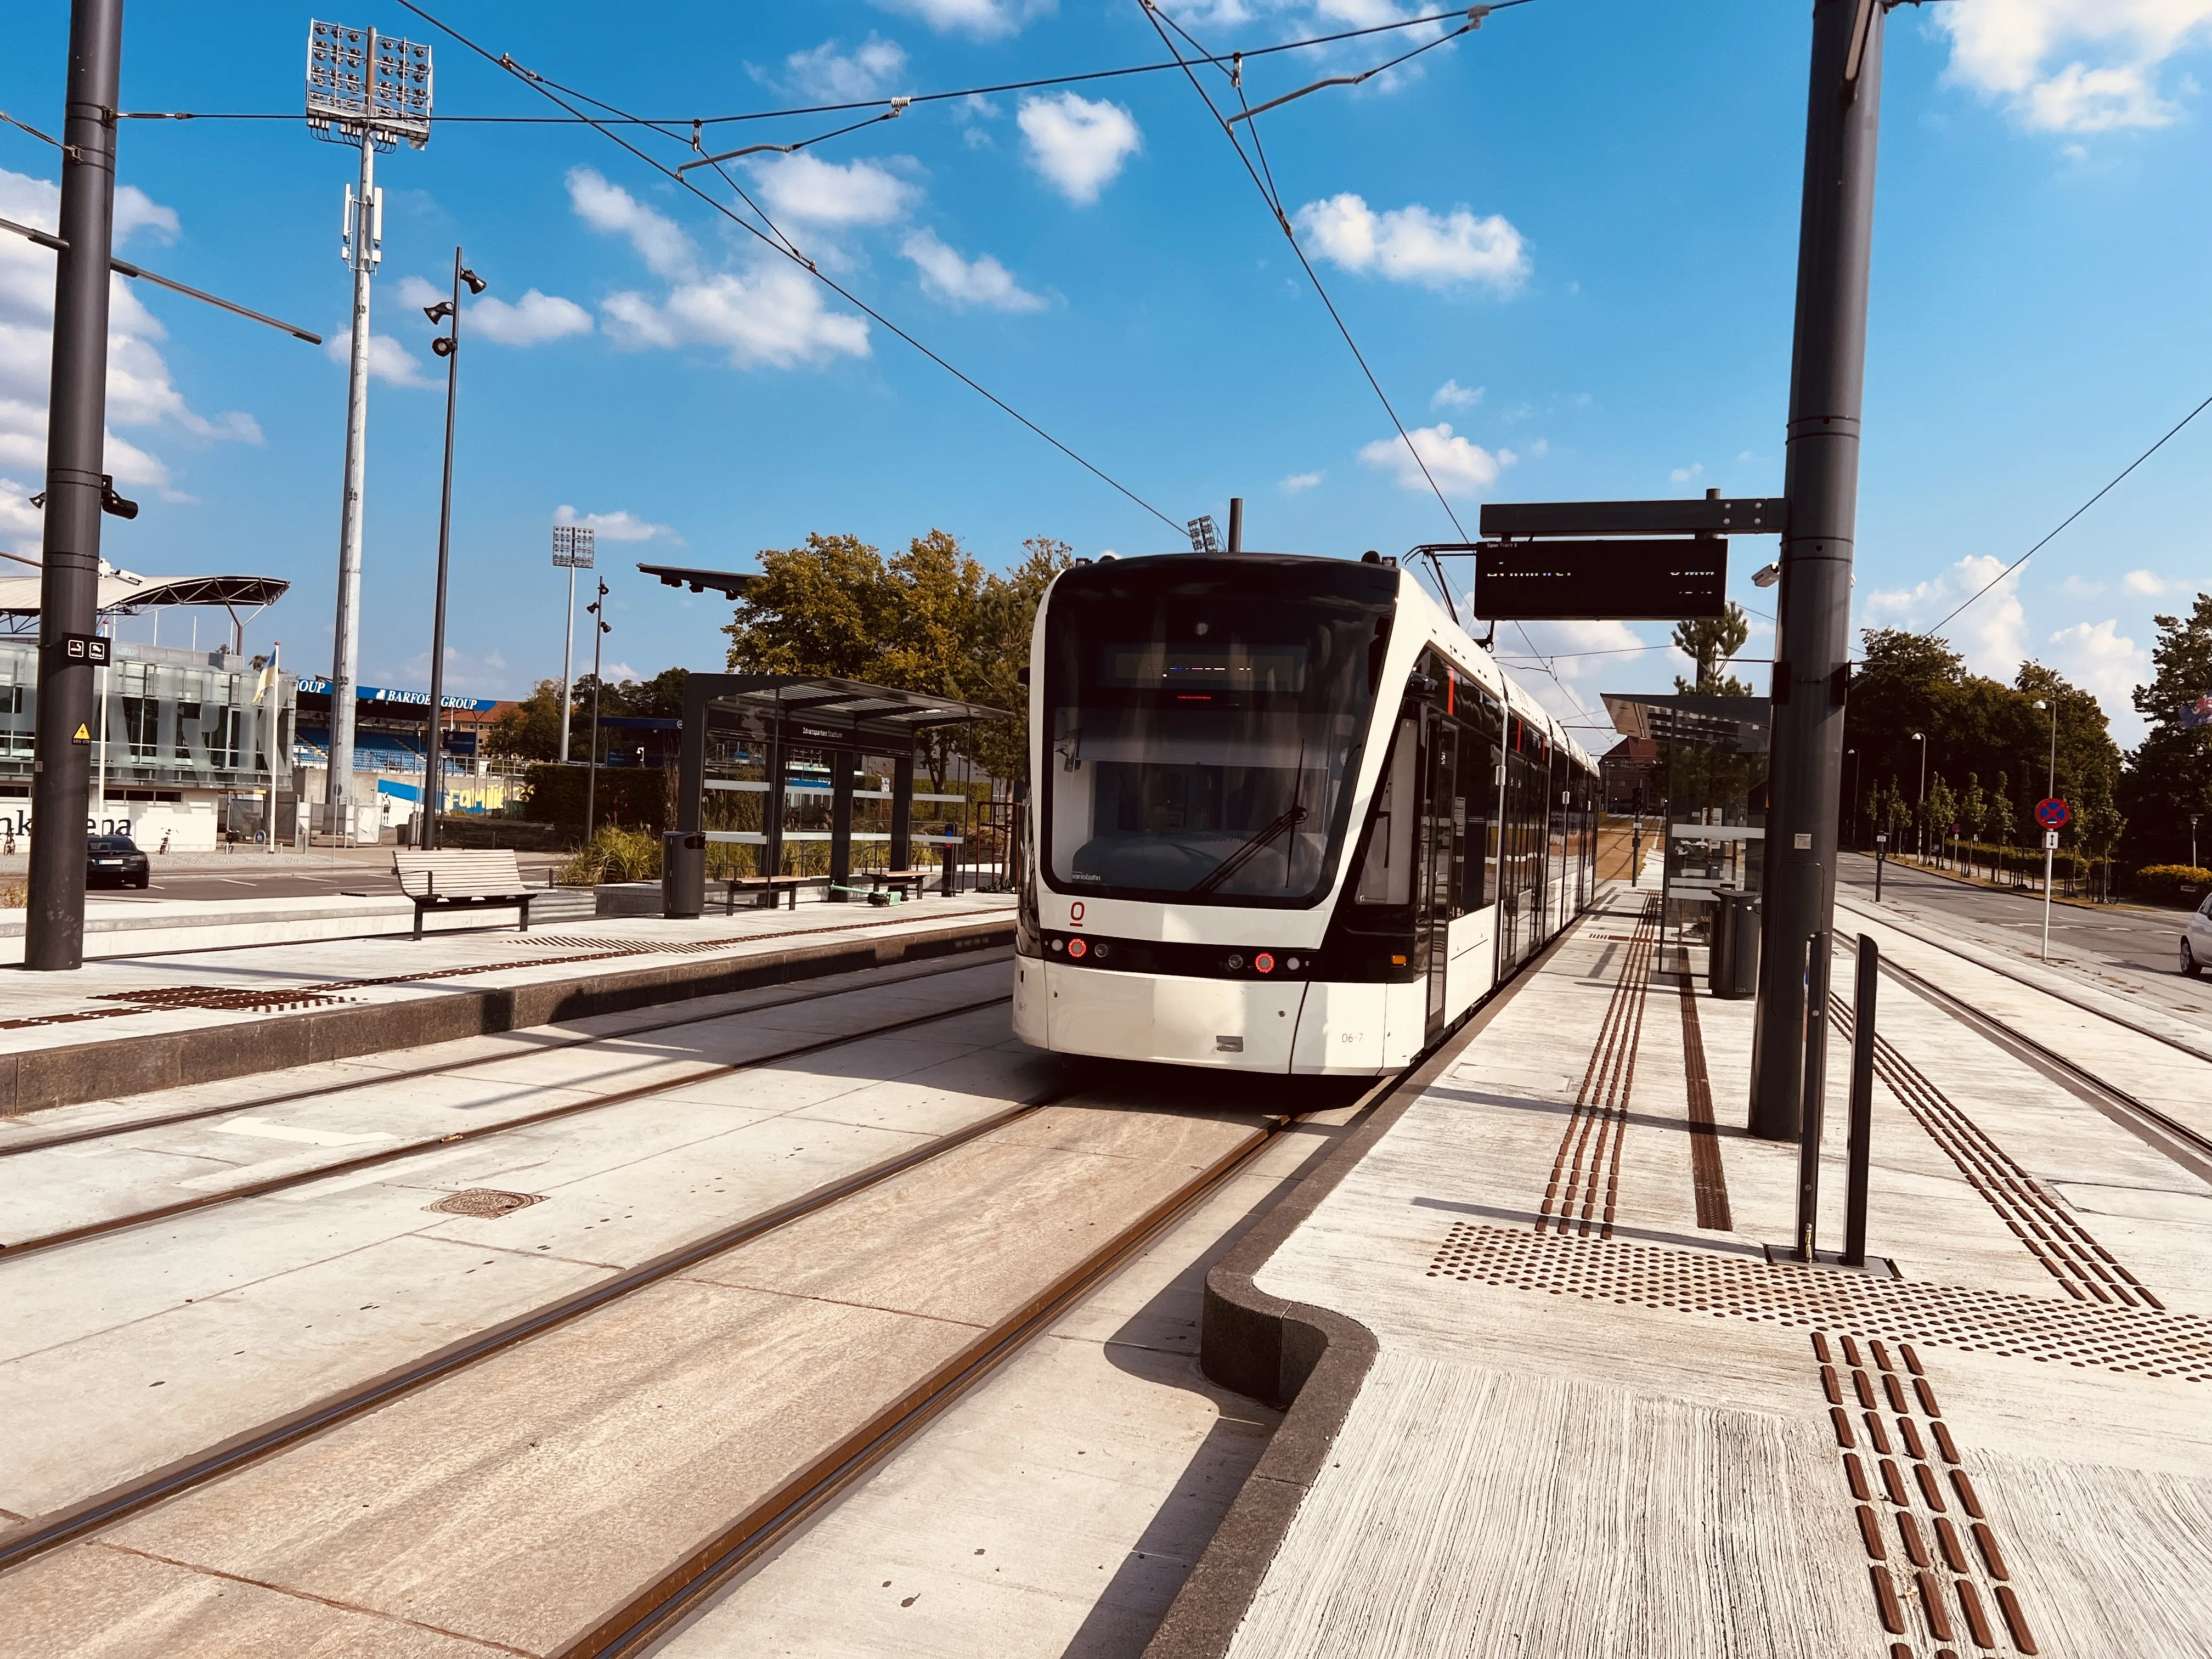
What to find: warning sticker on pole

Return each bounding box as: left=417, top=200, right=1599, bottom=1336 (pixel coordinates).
left=70, top=723, right=91, bottom=744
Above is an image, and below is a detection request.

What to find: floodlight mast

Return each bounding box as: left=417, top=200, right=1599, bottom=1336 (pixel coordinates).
left=305, top=20, right=431, bottom=845
left=552, top=526, right=596, bottom=764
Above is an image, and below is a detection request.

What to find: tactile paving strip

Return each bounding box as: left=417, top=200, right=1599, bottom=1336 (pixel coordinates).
left=1813, top=1331, right=2041, bottom=1655
left=1833, top=994, right=2162, bottom=1312
left=1424, top=1222, right=2212, bottom=1381
left=1538, top=895, right=1660, bottom=1238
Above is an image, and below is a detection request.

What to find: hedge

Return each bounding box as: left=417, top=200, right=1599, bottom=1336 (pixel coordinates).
left=521, top=763, right=669, bottom=831
left=2135, top=865, right=2212, bottom=908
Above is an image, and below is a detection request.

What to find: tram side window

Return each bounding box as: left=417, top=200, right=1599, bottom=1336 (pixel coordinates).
left=1458, top=690, right=1501, bottom=912
left=1354, top=718, right=1418, bottom=906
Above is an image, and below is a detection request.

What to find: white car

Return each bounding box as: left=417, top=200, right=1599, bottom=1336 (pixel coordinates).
left=2185, top=892, right=2212, bottom=977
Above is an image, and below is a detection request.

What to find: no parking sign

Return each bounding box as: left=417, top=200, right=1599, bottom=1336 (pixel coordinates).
left=2035, top=798, right=2069, bottom=831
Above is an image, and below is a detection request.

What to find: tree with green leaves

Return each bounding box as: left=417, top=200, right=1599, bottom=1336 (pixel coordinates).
left=1926, top=775, right=1956, bottom=868
left=1959, top=774, right=1987, bottom=881
left=1989, top=770, right=2016, bottom=878
left=2079, top=788, right=2126, bottom=904
left=2119, top=591, right=2212, bottom=873
left=1672, top=603, right=1753, bottom=696
left=488, top=679, right=567, bottom=761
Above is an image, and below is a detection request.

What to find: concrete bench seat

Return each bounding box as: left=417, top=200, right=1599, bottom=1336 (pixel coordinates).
left=393, top=850, right=534, bottom=938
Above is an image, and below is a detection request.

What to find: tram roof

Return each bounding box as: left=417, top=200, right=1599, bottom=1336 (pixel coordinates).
left=1601, top=692, right=1770, bottom=753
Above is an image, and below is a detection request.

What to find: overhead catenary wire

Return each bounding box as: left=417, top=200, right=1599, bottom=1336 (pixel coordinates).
left=1923, top=388, right=2212, bottom=637
left=103, top=9, right=1499, bottom=129
left=389, top=0, right=1184, bottom=538
left=1139, top=1, right=1602, bottom=730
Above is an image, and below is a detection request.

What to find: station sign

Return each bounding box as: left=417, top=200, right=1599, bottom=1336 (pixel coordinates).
left=293, top=676, right=496, bottom=712
left=1475, top=539, right=1726, bottom=620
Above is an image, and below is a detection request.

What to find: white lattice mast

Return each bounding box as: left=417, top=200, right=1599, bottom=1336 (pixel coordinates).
left=306, top=20, right=431, bottom=842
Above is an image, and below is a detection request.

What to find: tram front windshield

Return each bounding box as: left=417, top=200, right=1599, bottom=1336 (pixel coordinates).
left=1043, top=557, right=1394, bottom=906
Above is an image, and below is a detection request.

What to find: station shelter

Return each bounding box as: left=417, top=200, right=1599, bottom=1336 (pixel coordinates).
left=676, top=675, right=1012, bottom=896
left=1600, top=692, right=1771, bottom=946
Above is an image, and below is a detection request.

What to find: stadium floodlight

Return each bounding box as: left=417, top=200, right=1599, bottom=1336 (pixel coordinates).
left=306, top=20, right=432, bottom=846
left=1187, top=515, right=1221, bottom=555
left=552, top=527, right=596, bottom=764
left=306, top=21, right=433, bottom=151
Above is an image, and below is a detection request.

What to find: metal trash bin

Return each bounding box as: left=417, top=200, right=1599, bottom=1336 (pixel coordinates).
left=662, top=831, right=706, bottom=918
left=1709, top=886, right=1760, bottom=1000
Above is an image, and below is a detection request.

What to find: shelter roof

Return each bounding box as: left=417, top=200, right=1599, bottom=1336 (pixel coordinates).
left=691, top=674, right=1011, bottom=747
left=1602, top=691, right=1770, bottom=753
left=0, top=569, right=290, bottom=618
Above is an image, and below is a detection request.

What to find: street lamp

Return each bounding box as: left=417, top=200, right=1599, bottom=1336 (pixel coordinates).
left=583, top=579, right=610, bottom=842
left=419, top=248, right=485, bottom=852
left=2035, top=695, right=2059, bottom=956
left=1912, top=732, right=1927, bottom=859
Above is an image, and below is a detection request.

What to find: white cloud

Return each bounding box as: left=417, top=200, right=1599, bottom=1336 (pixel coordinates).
left=567, top=167, right=698, bottom=279
left=0, top=167, right=260, bottom=527
left=781, top=33, right=908, bottom=100
left=325, top=329, right=433, bottom=387
left=0, top=475, right=41, bottom=552
left=750, top=153, right=917, bottom=227
left=2046, top=618, right=2150, bottom=741
left=394, top=274, right=442, bottom=312
left=601, top=268, right=870, bottom=370
left=1294, top=192, right=1528, bottom=292
left=554, top=503, right=679, bottom=544
left=1358, top=422, right=1509, bottom=496
left=1492, top=619, right=1655, bottom=729
left=1281, top=471, right=1323, bottom=493
left=1937, top=0, right=2212, bottom=132
left=900, top=229, right=1045, bottom=312
left=469, top=290, right=594, bottom=347
left=2121, top=567, right=2176, bottom=595
left=1863, top=554, right=2027, bottom=679
left=872, top=0, right=1052, bottom=39
left=1526, top=438, right=1550, bottom=459
left=572, top=165, right=869, bottom=372
left=2056, top=573, right=2106, bottom=599
left=1018, top=94, right=1142, bottom=205
left=1671, top=462, right=1704, bottom=483
left=1431, top=379, right=1481, bottom=410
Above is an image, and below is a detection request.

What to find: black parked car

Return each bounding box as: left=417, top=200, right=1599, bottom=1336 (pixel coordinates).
left=87, top=833, right=150, bottom=889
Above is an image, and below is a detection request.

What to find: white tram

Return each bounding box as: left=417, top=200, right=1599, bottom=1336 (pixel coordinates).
left=1011, top=551, right=1600, bottom=1075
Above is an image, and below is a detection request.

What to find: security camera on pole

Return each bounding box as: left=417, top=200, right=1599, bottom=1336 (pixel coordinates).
left=304, top=19, right=432, bottom=847
left=419, top=250, right=486, bottom=853
left=551, top=524, right=595, bottom=764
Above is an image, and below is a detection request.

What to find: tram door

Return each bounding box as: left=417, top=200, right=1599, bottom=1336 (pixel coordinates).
left=1422, top=708, right=1456, bottom=1041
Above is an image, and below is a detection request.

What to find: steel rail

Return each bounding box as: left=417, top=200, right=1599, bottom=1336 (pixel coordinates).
left=0, top=1079, right=1076, bottom=1577
left=1835, top=889, right=2212, bottom=1066
left=1843, top=937, right=2212, bottom=1185
left=568, top=1105, right=1301, bottom=1658
left=0, top=946, right=1012, bottom=1160
left=0, top=989, right=1013, bottom=1261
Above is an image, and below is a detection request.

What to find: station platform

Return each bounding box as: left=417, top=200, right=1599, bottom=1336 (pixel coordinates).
left=1156, top=881, right=2212, bottom=1659
left=0, top=893, right=1015, bottom=1118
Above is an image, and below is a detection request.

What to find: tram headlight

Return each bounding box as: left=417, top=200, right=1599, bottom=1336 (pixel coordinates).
left=1226, top=953, right=1245, bottom=971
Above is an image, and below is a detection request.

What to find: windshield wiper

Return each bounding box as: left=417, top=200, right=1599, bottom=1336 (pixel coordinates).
left=1190, top=804, right=1308, bottom=897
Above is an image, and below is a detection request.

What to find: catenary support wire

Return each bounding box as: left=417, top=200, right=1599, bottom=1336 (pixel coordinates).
left=390, top=0, right=1186, bottom=538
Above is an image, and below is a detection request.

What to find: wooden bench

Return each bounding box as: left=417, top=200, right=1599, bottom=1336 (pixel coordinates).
left=719, top=873, right=832, bottom=913
left=393, top=849, right=535, bottom=938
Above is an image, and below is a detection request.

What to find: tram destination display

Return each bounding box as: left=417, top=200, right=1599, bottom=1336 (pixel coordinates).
left=1475, top=539, right=1726, bottom=620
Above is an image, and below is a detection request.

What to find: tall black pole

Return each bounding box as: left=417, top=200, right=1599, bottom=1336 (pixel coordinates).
left=583, top=579, right=605, bottom=843
left=26, top=0, right=125, bottom=973
left=1750, top=0, right=1885, bottom=1139
left=423, top=246, right=461, bottom=853
left=1841, top=934, right=1878, bottom=1267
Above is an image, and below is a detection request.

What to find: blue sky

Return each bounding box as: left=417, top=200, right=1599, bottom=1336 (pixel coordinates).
left=3, top=0, right=2208, bottom=746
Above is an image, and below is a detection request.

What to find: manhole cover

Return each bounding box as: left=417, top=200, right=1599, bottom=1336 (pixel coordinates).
left=424, top=1188, right=545, bottom=1219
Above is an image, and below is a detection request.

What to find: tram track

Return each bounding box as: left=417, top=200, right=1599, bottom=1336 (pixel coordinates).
left=0, top=946, right=1014, bottom=1160
left=1840, top=935, right=2212, bottom=1186
left=0, top=970, right=1015, bottom=1261
left=0, top=1076, right=1346, bottom=1655
left=0, top=1057, right=1092, bottom=1580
